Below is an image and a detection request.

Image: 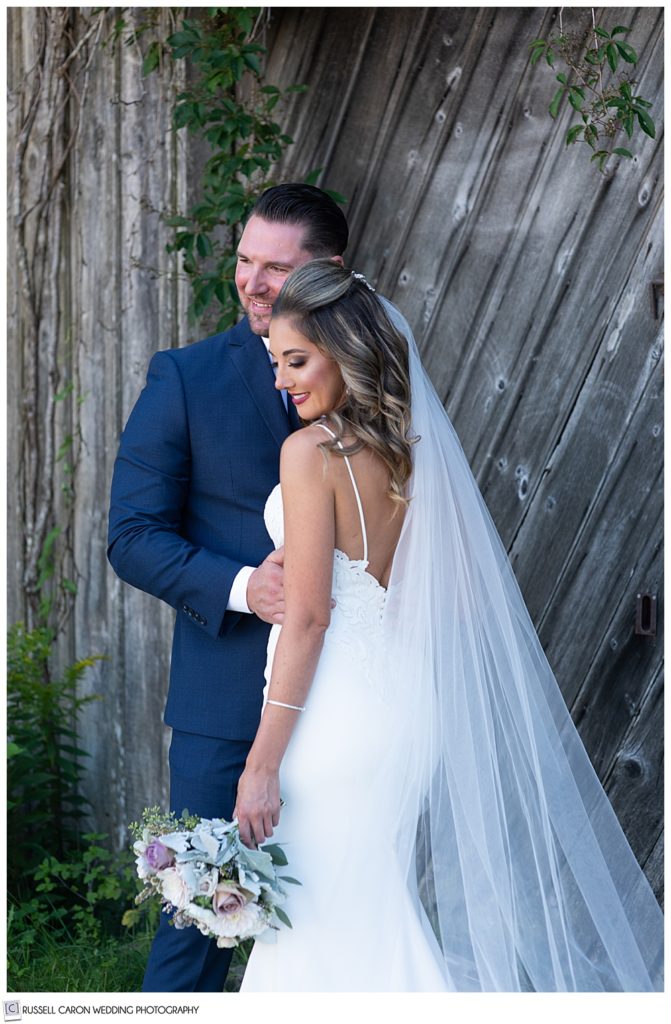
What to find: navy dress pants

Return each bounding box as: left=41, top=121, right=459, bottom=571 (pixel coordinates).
left=142, top=730, right=253, bottom=992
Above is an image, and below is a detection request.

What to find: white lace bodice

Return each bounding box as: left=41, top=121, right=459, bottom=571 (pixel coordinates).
left=263, top=429, right=389, bottom=697
left=263, top=483, right=387, bottom=631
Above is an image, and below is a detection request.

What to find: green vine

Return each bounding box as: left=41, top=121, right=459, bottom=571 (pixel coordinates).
left=530, top=18, right=656, bottom=172
left=134, top=7, right=343, bottom=332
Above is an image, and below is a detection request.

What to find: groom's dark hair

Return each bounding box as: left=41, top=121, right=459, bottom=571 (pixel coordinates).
left=250, top=183, right=349, bottom=257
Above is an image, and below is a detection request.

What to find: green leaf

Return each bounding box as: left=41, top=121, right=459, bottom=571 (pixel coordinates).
left=594, top=26, right=610, bottom=39
left=274, top=906, right=292, bottom=929
left=615, top=41, right=637, bottom=63
left=285, top=83, right=309, bottom=94
left=619, top=81, right=633, bottom=99
left=606, top=42, right=618, bottom=73
left=529, top=38, right=547, bottom=47
left=142, top=40, right=161, bottom=77
left=545, top=48, right=555, bottom=67
left=613, top=147, right=633, bottom=158
left=279, top=875, right=302, bottom=885
left=634, top=97, right=653, bottom=108
left=261, top=843, right=288, bottom=866
left=584, top=125, right=598, bottom=150
left=566, top=124, right=584, bottom=145
left=38, top=526, right=62, bottom=568
left=196, top=233, right=213, bottom=258
left=549, top=87, right=564, bottom=119
left=237, top=10, right=254, bottom=35
left=611, top=26, right=631, bottom=36
left=243, top=52, right=261, bottom=75
left=530, top=46, right=545, bottom=67
left=584, top=50, right=600, bottom=65
left=556, top=72, right=568, bottom=85
left=568, top=91, right=583, bottom=112
left=324, top=189, right=348, bottom=205
left=304, top=167, right=322, bottom=186
left=636, top=108, right=656, bottom=138
left=54, top=382, right=74, bottom=402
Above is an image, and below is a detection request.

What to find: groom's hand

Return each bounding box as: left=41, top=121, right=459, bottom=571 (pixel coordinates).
left=247, top=547, right=285, bottom=624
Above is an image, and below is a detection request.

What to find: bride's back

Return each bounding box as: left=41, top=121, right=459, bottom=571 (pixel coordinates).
left=319, top=427, right=405, bottom=589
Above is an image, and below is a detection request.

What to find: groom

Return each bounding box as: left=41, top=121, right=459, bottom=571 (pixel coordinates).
left=107, top=184, right=348, bottom=991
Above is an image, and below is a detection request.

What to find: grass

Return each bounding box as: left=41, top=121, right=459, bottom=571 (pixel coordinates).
left=8, top=927, right=250, bottom=993
left=9, top=931, right=154, bottom=992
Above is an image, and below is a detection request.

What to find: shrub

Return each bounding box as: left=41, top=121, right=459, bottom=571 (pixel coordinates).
left=7, top=623, right=102, bottom=886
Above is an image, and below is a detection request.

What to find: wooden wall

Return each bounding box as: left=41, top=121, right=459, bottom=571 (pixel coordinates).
left=7, top=7, right=191, bottom=846
left=7, top=7, right=663, bottom=897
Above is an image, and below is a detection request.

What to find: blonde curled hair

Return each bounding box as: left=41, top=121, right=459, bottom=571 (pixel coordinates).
left=272, top=259, right=416, bottom=507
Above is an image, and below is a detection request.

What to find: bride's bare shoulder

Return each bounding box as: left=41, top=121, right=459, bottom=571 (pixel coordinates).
left=280, top=424, right=334, bottom=477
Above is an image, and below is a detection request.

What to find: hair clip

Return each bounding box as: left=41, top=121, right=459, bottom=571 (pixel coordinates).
left=351, top=271, right=376, bottom=293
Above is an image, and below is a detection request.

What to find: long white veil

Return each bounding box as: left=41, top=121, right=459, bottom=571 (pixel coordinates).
left=379, top=299, right=663, bottom=992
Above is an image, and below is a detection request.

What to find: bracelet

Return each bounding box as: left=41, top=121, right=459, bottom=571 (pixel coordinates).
left=266, top=698, right=306, bottom=712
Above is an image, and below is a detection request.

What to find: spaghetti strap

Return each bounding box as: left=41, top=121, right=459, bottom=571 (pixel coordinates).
left=314, top=421, right=368, bottom=563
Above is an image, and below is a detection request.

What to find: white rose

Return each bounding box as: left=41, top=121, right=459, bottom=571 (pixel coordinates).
left=157, top=866, right=191, bottom=910
left=210, top=899, right=266, bottom=940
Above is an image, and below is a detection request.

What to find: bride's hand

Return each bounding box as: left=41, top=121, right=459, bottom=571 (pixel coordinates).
left=234, top=764, right=281, bottom=848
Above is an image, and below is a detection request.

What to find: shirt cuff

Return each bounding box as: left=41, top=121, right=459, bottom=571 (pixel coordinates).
left=227, top=565, right=255, bottom=614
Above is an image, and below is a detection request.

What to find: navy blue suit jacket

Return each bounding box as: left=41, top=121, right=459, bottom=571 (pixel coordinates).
left=108, top=317, right=298, bottom=740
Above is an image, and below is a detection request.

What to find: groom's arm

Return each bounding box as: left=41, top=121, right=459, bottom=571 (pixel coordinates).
left=107, top=349, right=249, bottom=639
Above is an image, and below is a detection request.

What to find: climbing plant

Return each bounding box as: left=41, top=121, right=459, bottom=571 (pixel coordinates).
left=530, top=13, right=656, bottom=172
left=10, top=7, right=104, bottom=631
left=135, top=7, right=342, bottom=331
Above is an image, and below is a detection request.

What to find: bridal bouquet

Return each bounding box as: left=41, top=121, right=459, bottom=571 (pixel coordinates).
left=129, top=807, right=298, bottom=947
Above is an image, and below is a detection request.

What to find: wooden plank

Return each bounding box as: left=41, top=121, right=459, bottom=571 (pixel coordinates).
left=604, top=665, right=663, bottom=879
left=510, top=213, right=663, bottom=625
left=6, top=7, right=28, bottom=627
left=455, top=8, right=663, bottom=518
left=568, top=504, right=662, bottom=774
left=533, top=353, right=663, bottom=712
left=68, top=9, right=189, bottom=841
left=69, top=8, right=128, bottom=844
left=642, top=828, right=664, bottom=907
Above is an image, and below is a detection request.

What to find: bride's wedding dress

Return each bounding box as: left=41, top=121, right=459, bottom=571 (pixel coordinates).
left=241, top=426, right=451, bottom=991
left=240, top=306, right=662, bottom=992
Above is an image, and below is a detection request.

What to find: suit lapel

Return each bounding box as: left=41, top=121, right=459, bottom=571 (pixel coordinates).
left=287, top=393, right=303, bottom=431
left=228, top=318, right=291, bottom=448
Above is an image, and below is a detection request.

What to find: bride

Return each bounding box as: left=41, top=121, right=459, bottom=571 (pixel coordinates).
left=234, top=259, right=663, bottom=992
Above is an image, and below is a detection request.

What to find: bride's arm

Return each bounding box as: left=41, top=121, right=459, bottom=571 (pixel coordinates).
left=234, top=427, right=335, bottom=847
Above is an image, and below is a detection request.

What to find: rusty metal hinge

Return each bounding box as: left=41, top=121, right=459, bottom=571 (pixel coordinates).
left=635, top=592, right=657, bottom=637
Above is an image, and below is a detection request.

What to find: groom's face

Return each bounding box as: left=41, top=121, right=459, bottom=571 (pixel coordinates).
left=235, top=215, right=314, bottom=336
